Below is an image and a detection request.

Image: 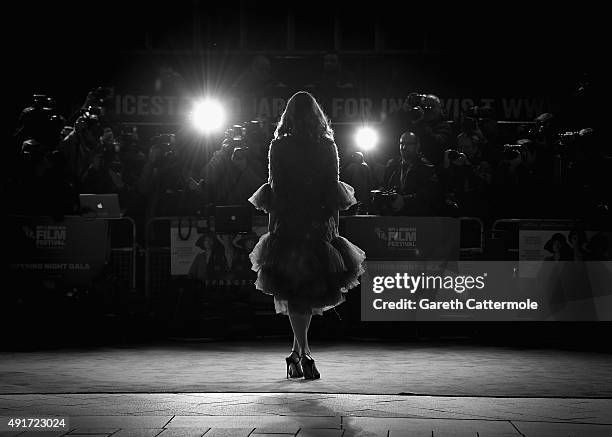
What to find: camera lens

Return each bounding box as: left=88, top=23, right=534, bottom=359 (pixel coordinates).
left=406, top=93, right=424, bottom=107
left=408, top=107, right=424, bottom=122
left=503, top=145, right=521, bottom=160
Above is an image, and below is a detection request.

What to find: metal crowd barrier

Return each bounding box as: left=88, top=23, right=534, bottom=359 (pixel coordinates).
left=146, top=215, right=485, bottom=298
left=145, top=216, right=214, bottom=300
left=145, top=216, right=179, bottom=300
left=490, top=218, right=580, bottom=259
left=491, top=218, right=521, bottom=254
left=459, top=216, right=484, bottom=257
left=108, top=216, right=138, bottom=290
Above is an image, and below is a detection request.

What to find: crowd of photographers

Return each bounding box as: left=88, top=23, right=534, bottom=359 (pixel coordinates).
left=9, top=88, right=271, bottom=224
left=357, top=91, right=607, bottom=224
left=9, top=86, right=608, bottom=228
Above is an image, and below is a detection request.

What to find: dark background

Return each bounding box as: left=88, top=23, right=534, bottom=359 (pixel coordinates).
left=8, top=1, right=604, bottom=119
left=5, top=1, right=609, bottom=351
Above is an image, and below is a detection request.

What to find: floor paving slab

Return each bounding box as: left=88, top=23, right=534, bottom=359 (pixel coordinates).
left=295, top=429, right=343, bottom=437
left=167, top=417, right=339, bottom=430
left=343, top=417, right=520, bottom=436
left=110, top=430, right=163, bottom=437
left=200, top=429, right=253, bottom=437
left=512, top=421, right=612, bottom=437
left=68, top=417, right=171, bottom=429
left=155, top=428, right=210, bottom=437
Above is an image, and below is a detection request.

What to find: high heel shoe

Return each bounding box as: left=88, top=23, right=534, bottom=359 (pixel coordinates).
left=285, top=350, right=303, bottom=378
left=300, top=353, right=320, bottom=380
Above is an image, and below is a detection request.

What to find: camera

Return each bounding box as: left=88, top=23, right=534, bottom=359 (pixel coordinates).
left=150, top=133, right=176, bottom=165
left=461, top=106, right=481, bottom=131
left=406, top=93, right=427, bottom=123
left=370, top=189, right=398, bottom=215
left=89, top=86, right=114, bottom=104
left=446, top=149, right=460, bottom=162
left=119, top=126, right=139, bottom=146
left=243, top=120, right=264, bottom=142
left=503, top=144, right=523, bottom=161
left=557, top=130, right=589, bottom=146
left=527, top=124, right=546, bottom=142
left=76, top=107, right=101, bottom=135
left=32, top=94, right=55, bottom=110
left=230, top=124, right=244, bottom=140
left=223, top=124, right=244, bottom=147
left=109, top=160, right=123, bottom=173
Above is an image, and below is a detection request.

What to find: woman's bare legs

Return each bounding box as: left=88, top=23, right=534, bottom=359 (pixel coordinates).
left=288, top=311, right=312, bottom=356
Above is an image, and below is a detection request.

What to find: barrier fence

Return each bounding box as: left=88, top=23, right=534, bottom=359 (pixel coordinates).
left=490, top=218, right=588, bottom=260
left=144, top=215, right=485, bottom=300
left=108, top=216, right=138, bottom=290
left=12, top=214, right=609, bottom=311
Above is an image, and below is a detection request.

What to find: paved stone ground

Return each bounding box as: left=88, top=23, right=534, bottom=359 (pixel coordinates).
left=1, top=341, right=611, bottom=435
left=1, top=393, right=611, bottom=436
left=1, top=341, right=611, bottom=397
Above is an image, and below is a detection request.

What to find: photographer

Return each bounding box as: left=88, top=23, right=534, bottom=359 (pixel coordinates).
left=440, top=131, right=492, bottom=218
left=80, top=86, right=116, bottom=126
left=220, top=146, right=266, bottom=205
left=80, top=126, right=127, bottom=195
left=200, top=122, right=268, bottom=206
left=341, top=151, right=373, bottom=214
left=9, top=138, right=78, bottom=217
left=200, top=126, right=245, bottom=205
left=383, top=93, right=452, bottom=166
left=493, top=139, right=552, bottom=217
left=459, top=105, right=501, bottom=160
left=381, top=131, right=441, bottom=216
left=14, top=95, right=64, bottom=153
left=242, top=120, right=268, bottom=179
left=137, top=133, right=194, bottom=217
left=58, top=106, right=105, bottom=187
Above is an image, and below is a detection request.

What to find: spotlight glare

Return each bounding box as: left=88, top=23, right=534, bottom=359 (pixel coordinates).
left=355, top=126, right=378, bottom=151
left=191, top=99, right=225, bottom=133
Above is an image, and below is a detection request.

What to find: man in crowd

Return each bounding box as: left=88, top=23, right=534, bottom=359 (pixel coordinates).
left=221, top=147, right=265, bottom=205
left=439, top=131, right=492, bottom=218
left=384, top=131, right=441, bottom=216
left=382, top=93, right=452, bottom=166
left=341, top=151, right=373, bottom=214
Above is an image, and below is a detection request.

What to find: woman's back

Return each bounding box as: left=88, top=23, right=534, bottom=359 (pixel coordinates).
left=267, top=134, right=341, bottom=236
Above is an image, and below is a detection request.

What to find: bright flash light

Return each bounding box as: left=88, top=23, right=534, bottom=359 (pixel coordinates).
left=191, top=99, right=225, bottom=133
left=355, top=126, right=378, bottom=151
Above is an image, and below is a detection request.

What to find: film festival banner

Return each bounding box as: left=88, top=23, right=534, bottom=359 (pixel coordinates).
left=342, top=216, right=460, bottom=261
left=8, top=216, right=109, bottom=286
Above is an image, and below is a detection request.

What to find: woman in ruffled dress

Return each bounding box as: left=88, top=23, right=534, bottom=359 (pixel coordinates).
left=248, top=91, right=366, bottom=380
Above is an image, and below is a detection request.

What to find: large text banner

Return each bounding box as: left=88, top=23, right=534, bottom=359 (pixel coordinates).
left=8, top=215, right=109, bottom=286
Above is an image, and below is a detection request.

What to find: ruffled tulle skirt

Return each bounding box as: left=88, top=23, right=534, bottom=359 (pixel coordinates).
left=249, top=231, right=366, bottom=316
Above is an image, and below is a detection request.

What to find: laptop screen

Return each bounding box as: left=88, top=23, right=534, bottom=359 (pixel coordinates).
left=214, top=205, right=252, bottom=234
left=79, top=194, right=122, bottom=218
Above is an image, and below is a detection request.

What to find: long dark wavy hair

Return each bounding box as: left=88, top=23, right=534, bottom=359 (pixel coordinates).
left=274, top=91, right=334, bottom=142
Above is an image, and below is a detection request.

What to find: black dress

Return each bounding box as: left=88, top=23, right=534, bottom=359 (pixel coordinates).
left=248, top=133, right=366, bottom=315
